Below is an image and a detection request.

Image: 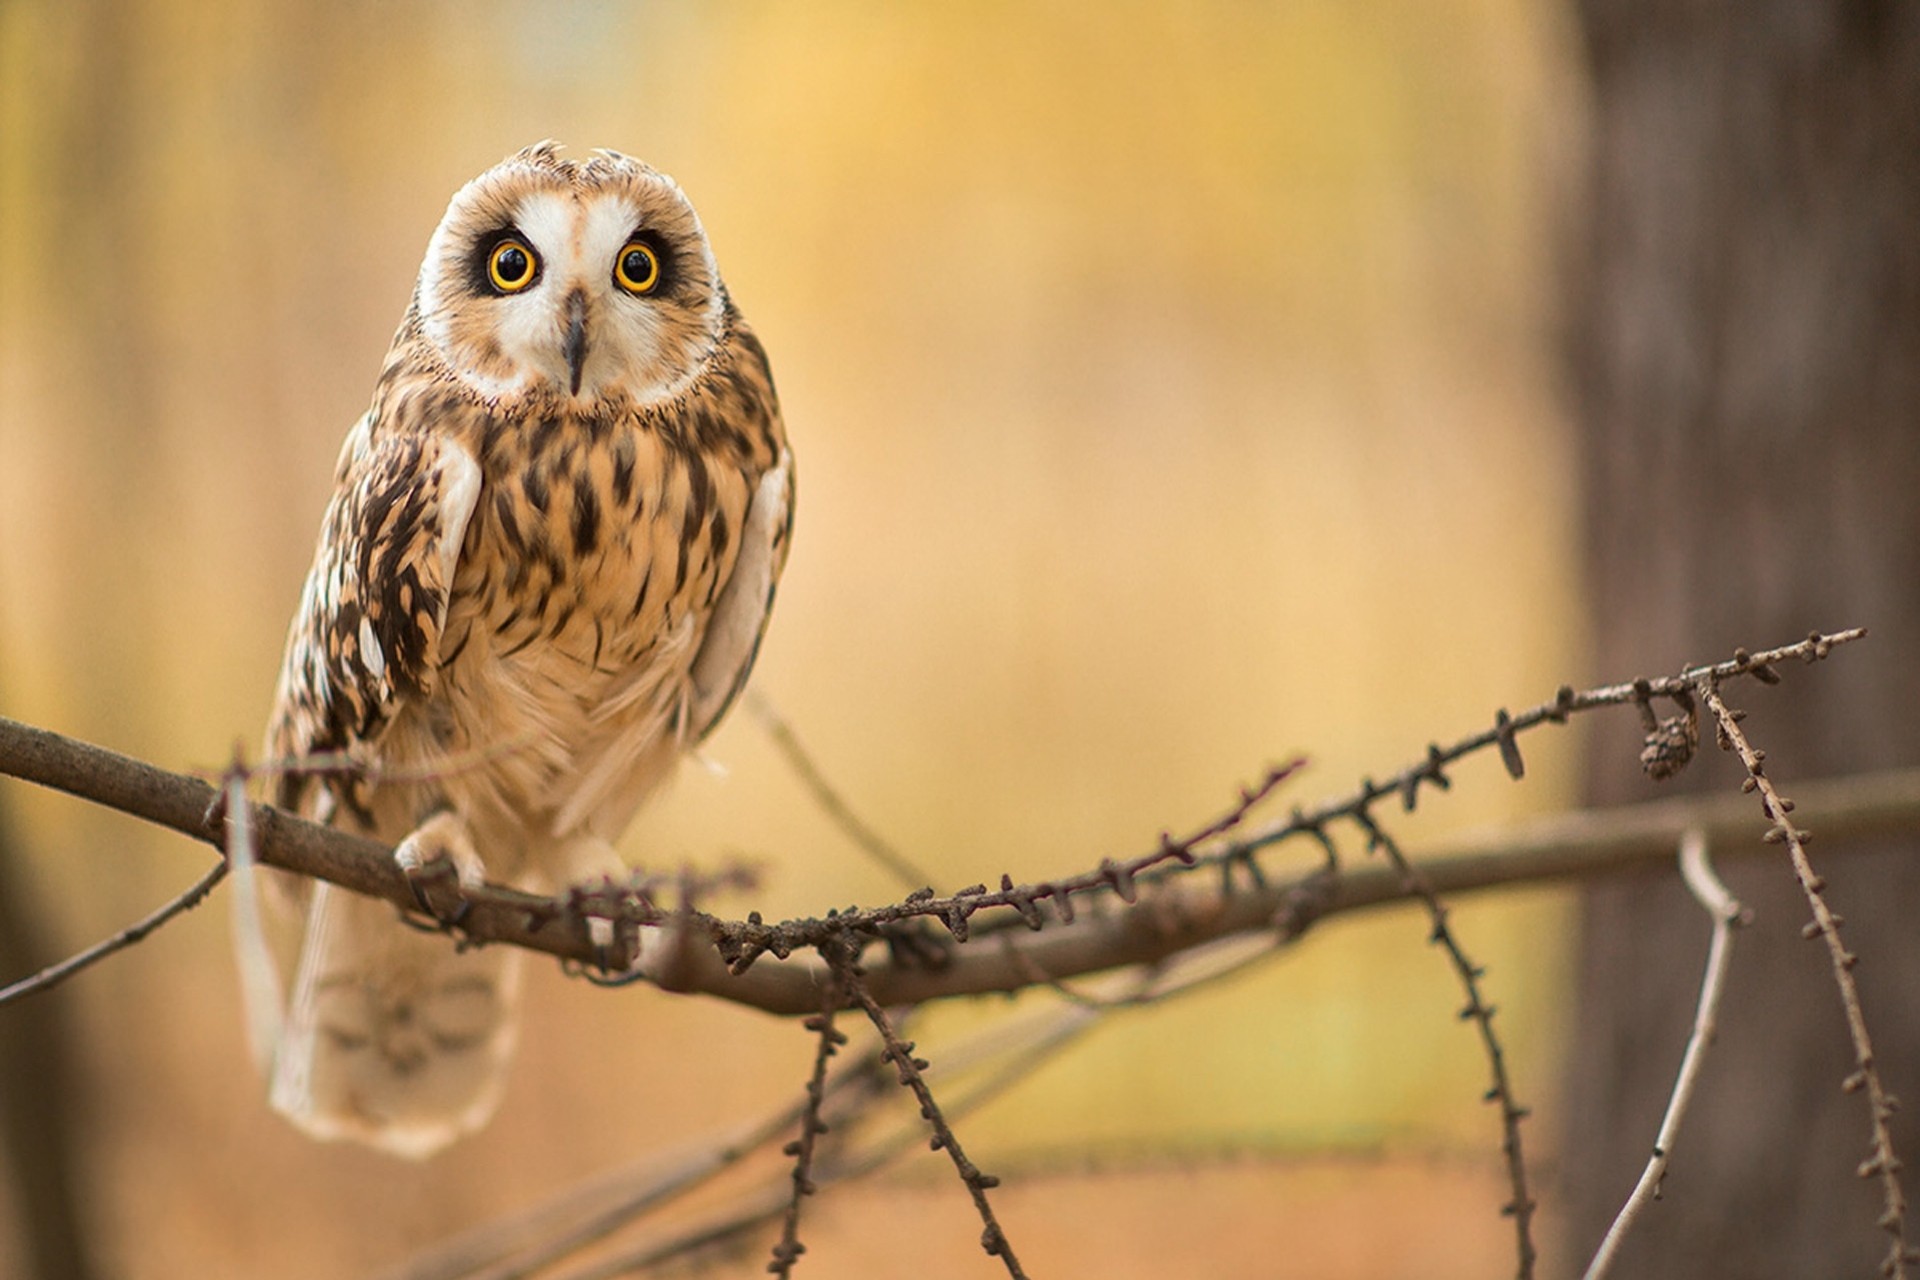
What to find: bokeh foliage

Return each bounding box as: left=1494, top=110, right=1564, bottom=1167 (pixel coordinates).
left=0, top=3, right=1583, bottom=1274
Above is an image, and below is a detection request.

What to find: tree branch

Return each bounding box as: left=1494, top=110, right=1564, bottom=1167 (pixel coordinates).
left=1582, top=829, right=1745, bottom=1280
left=0, top=855, right=227, bottom=1009
left=2, top=628, right=1913, bottom=1021
left=1699, top=680, right=1914, bottom=1279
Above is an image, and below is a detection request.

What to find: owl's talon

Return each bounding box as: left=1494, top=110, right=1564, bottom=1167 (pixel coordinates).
left=405, top=871, right=437, bottom=916
left=391, top=811, right=487, bottom=931
left=399, top=858, right=473, bottom=930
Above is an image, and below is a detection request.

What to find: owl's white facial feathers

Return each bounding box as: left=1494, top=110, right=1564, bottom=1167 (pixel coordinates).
left=415, top=147, right=726, bottom=406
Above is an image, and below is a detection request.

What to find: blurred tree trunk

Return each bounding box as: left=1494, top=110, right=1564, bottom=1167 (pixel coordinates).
left=1562, top=3, right=1920, bottom=1276
left=0, top=795, right=96, bottom=1280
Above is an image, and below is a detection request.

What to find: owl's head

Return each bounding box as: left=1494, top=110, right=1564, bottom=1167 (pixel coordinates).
left=412, top=142, right=727, bottom=406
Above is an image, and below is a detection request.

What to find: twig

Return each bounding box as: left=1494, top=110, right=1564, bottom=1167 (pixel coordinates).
left=843, top=969, right=1027, bottom=1279
left=746, top=690, right=935, bottom=891
left=1699, top=679, right=1913, bottom=1279
left=1582, top=828, right=1745, bottom=1280
left=1218, top=629, right=1865, bottom=869
left=768, top=969, right=846, bottom=1277
left=1352, top=808, right=1535, bottom=1279
left=224, top=757, right=287, bottom=1073
left=695, top=758, right=1304, bottom=984
left=440, top=950, right=1260, bottom=1280
left=0, top=856, right=227, bottom=1008
left=3, top=744, right=1916, bottom=1024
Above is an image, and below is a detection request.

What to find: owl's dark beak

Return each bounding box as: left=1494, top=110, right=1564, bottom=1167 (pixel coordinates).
left=562, top=289, right=589, bottom=395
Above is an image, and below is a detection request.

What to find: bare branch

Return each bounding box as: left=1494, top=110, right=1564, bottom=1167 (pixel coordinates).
left=1224, top=628, right=1865, bottom=866
left=0, top=714, right=619, bottom=969
left=0, top=630, right=1913, bottom=1024
left=1699, top=681, right=1914, bottom=1279
left=843, top=972, right=1026, bottom=1279
left=0, top=856, right=227, bottom=1008
left=1582, top=829, right=1745, bottom=1280
left=768, top=968, right=846, bottom=1277
left=1353, top=807, right=1536, bottom=1279
left=538, top=1001, right=1103, bottom=1278
left=378, top=1035, right=896, bottom=1280
left=0, top=637, right=1896, bottom=1028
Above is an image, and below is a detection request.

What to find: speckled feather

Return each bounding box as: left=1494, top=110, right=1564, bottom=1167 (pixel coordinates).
left=257, top=143, right=791, bottom=1156
left=266, top=297, right=788, bottom=850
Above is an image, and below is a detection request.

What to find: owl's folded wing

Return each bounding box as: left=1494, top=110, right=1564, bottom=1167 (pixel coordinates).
left=265, top=415, right=483, bottom=815
left=686, top=445, right=794, bottom=742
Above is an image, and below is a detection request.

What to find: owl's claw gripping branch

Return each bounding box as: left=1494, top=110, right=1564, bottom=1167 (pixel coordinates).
left=394, top=858, right=473, bottom=932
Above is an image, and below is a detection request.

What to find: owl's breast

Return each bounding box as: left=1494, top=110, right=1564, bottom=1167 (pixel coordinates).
left=416, top=413, right=757, bottom=848
left=460, top=414, right=752, bottom=659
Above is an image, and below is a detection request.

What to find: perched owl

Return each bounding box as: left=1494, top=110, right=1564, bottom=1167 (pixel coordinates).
left=260, top=142, right=792, bottom=1158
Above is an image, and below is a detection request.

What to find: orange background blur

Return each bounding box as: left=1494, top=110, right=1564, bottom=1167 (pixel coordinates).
left=0, top=3, right=1590, bottom=1275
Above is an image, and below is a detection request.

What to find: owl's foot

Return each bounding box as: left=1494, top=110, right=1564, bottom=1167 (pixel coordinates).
left=394, top=810, right=487, bottom=930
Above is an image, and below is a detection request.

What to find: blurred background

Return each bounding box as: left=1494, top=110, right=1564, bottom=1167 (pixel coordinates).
left=1, top=3, right=1913, bottom=1277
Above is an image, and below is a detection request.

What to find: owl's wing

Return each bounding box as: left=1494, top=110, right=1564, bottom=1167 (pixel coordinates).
left=686, top=446, right=794, bottom=742
left=266, top=414, right=483, bottom=814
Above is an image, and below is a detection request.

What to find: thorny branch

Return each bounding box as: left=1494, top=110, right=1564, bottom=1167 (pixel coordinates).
left=843, top=971, right=1026, bottom=1279
left=768, top=965, right=846, bottom=1277
left=2, top=625, right=1915, bottom=1278
left=394, top=944, right=1260, bottom=1280
left=0, top=629, right=1885, bottom=1023
left=1700, top=680, right=1915, bottom=1280
left=1582, top=829, right=1746, bottom=1280
left=1351, top=808, right=1536, bottom=1278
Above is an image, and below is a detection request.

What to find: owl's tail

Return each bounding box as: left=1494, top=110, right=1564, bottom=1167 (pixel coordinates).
left=267, top=880, right=523, bottom=1159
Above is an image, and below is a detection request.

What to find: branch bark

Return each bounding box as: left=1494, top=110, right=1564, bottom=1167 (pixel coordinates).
left=4, top=713, right=1920, bottom=1018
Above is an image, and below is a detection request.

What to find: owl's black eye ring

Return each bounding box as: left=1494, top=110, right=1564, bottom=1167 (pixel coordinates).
left=487, top=238, right=539, bottom=294
left=614, top=241, right=661, bottom=295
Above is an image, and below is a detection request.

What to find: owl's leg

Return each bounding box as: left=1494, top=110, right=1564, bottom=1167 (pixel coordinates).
left=394, top=808, right=486, bottom=927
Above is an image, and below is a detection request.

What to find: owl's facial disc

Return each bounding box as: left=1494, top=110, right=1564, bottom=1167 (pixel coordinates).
left=417, top=153, right=726, bottom=407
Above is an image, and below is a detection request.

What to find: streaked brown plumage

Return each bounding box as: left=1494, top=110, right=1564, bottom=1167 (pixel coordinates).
left=260, top=142, right=791, bottom=1156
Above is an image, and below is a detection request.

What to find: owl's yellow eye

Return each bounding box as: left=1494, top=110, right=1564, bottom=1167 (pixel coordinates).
left=614, top=241, right=661, bottom=295
left=487, top=239, right=538, bottom=293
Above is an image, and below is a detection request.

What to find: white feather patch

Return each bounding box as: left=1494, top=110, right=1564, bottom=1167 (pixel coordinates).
left=433, top=444, right=483, bottom=593
left=688, top=449, right=791, bottom=738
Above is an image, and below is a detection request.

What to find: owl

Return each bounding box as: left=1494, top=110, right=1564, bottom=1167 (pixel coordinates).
left=259, top=142, right=792, bottom=1158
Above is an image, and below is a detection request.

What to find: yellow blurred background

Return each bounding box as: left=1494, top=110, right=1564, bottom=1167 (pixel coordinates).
left=0, top=2, right=1589, bottom=1275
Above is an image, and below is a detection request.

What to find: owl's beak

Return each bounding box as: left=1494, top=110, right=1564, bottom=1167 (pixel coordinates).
left=562, top=289, right=589, bottom=395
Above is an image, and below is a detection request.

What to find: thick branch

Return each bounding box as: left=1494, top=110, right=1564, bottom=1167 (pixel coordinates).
left=1, top=631, right=1911, bottom=1018
left=4, top=715, right=1919, bottom=1016
left=0, top=717, right=611, bottom=967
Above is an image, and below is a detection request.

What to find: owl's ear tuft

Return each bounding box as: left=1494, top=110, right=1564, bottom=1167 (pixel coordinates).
left=511, top=140, right=566, bottom=168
